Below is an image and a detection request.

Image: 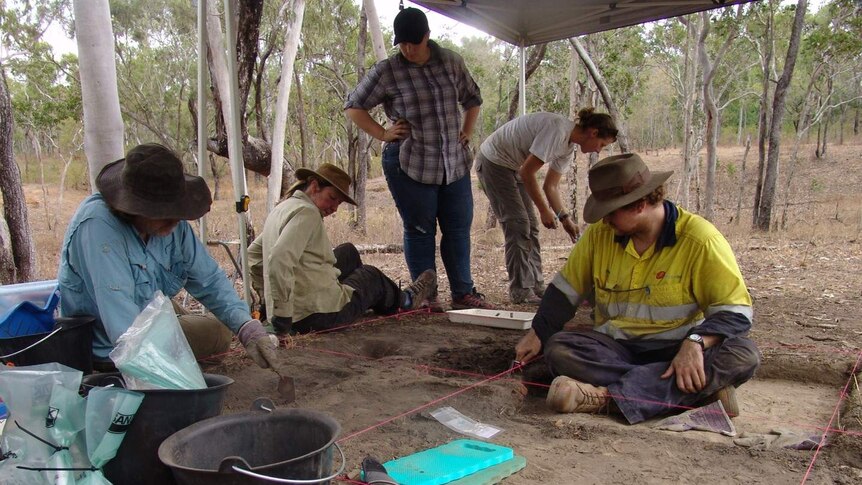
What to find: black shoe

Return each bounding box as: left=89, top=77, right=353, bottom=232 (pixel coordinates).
left=362, top=456, right=399, bottom=485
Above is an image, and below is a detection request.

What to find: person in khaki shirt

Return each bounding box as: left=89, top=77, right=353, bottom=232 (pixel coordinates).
left=249, top=164, right=437, bottom=334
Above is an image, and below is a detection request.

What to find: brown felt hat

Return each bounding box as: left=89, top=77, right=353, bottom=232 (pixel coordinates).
left=583, top=153, right=673, bottom=223
left=290, top=163, right=357, bottom=206
left=96, top=143, right=212, bottom=220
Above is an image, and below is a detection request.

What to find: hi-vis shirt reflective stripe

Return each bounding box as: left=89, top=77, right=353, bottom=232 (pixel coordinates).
left=556, top=205, right=752, bottom=340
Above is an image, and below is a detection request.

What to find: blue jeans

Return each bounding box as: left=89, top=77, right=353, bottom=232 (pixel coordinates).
left=382, top=141, right=474, bottom=298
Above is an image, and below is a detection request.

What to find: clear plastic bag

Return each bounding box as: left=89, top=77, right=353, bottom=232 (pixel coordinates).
left=76, top=387, right=144, bottom=485
left=0, top=363, right=86, bottom=485
left=109, top=291, right=206, bottom=390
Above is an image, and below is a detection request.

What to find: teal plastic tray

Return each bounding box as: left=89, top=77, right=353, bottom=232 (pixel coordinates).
left=384, top=439, right=514, bottom=485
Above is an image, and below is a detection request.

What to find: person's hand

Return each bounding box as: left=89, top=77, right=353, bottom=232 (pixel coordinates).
left=382, top=119, right=410, bottom=142
left=539, top=208, right=558, bottom=229
left=271, top=316, right=293, bottom=335
left=561, top=218, right=581, bottom=243
left=515, top=329, right=542, bottom=362
left=458, top=130, right=472, bottom=146
left=237, top=319, right=286, bottom=373
left=660, top=340, right=706, bottom=393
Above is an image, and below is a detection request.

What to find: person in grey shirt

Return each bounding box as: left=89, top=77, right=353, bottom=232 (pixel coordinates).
left=475, top=109, right=618, bottom=304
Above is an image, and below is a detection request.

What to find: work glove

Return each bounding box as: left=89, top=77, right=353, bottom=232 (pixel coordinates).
left=271, top=316, right=294, bottom=335
left=237, top=319, right=283, bottom=371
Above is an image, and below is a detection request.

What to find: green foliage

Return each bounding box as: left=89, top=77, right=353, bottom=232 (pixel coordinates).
left=810, top=178, right=824, bottom=193
left=7, top=0, right=859, bottom=193
left=725, top=161, right=737, bottom=177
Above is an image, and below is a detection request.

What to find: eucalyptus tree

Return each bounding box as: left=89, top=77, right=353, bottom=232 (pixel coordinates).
left=0, top=0, right=71, bottom=282
left=698, top=5, right=744, bottom=221
left=74, top=0, right=124, bottom=186
left=110, top=0, right=198, bottom=149
left=779, top=0, right=862, bottom=227
left=756, top=0, right=808, bottom=231
left=648, top=16, right=704, bottom=210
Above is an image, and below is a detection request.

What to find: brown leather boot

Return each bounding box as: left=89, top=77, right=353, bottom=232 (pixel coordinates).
left=546, top=376, right=611, bottom=414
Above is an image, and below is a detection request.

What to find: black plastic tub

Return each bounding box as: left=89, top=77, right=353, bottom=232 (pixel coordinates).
left=81, top=372, right=234, bottom=485
left=0, top=316, right=95, bottom=373
left=159, top=402, right=342, bottom=484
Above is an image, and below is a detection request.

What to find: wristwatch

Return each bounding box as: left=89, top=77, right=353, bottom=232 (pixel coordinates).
left=686, top=333, right=705, bottom=349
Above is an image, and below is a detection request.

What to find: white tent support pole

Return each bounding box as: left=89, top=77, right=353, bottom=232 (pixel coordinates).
left=519, top=41, right=526, bottom=116
left=223, top=0, right=252, bottom=306
left=197, top=0, right=208, bottom=242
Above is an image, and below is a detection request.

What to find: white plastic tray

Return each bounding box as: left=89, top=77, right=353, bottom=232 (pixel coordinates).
left=446, top=309, right=535, bottom=330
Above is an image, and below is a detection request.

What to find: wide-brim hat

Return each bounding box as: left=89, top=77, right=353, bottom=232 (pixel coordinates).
left=289, top=163, right=357, bottom=205
left=583, top=153, right=673, bottom=223
left=96, top=143, right=212, bottom=220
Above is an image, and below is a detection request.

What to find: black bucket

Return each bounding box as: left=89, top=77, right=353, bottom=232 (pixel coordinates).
left=81, top=372, right=233, bottom=485
left=0, top=316, right=95, bottom=373
left=159, top=399, right=343, bottom=484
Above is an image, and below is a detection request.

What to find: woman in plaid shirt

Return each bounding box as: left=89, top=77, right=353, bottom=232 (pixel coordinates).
left=345, top=7, right=495, bottom=311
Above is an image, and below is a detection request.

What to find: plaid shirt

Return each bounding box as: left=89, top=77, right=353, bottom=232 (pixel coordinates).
left=345, top=41, right=482, bottom=185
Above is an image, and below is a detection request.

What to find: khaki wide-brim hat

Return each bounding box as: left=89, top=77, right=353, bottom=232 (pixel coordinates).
left=583, top=153, right=673, bottom=223
left=96, top=143, right=212, bottom=220
left=289, top=163, right=357, bottom=205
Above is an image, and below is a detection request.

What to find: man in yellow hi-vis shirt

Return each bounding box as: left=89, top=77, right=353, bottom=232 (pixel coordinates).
left=515, top=153, right=760, bottom=424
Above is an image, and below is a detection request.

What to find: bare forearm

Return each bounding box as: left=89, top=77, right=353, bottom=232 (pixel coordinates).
left=461, top=105, right=480, bottom=137
left=346, top=108, right=384, bottom=139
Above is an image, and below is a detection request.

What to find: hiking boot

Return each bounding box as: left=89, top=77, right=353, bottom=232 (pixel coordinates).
left=703, top=386, right=740, bottom=418
left=511, top=288, right=542, bottom=305
left=404, top=270, right=437, bottom=310
left=451, top=288, right=498, bottom=310
left=547, top=376, right=610, bottom=414
left=421, top=295, right=445, bottom=313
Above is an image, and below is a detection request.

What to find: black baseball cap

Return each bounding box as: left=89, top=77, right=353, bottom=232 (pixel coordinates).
left=393, top=7, right=429, bottom=45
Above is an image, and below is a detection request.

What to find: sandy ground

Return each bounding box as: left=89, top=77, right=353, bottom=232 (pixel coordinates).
left=11, top=142, right=862, bottom=483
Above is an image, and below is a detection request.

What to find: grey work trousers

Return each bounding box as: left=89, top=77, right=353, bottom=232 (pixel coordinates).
left=475, top=153, right=544, bottom=301
left=544, top=329, right=761, bottom=424
left=173, top=301, right=234, bottom=360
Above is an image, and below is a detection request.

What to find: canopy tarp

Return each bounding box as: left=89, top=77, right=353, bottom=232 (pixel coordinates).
left=413, top=0, right=757, bottom=46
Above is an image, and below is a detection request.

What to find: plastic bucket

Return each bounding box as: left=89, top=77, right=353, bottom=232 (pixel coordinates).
left=159, top=400, right=343, bottom=484
left=81, top=372, right=234, bottom=485
left=0, top=316, right=95, bottom=373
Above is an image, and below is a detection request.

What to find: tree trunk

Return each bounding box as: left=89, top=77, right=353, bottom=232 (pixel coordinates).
left=205, top=0, right=271, bottom=176
left=677, top=15, right=702, bottom=209
left=735, top=134, right=751, bottom=224
left=0, top=66, right=37, bottom=283
left=753, top=0, right=776, bottom=226
left=362, top=0, right=388, bottom=62
left=698, top=7, right=742, bottom=222
left=569, top=37, right=630, bottom=152
left=293, top=67, right=308, bottom=172
left=268, top=0, right=306, bottom=213
left=568, top=41, right=581, bottom=226
left=73, top=0, right=124, bottom=190
left=506, top=44, right=548, bottom=121
left=781, top=63, right=822, bottom=229
left=756, top=0, right=808, bottom=231
left=349, top=5, right=370, bottom=234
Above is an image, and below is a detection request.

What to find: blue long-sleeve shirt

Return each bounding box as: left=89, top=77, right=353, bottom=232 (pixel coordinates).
left=58, top=194, right=251, bottom=359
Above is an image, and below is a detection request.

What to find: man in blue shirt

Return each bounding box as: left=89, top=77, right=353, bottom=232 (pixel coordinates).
left=58, top=143, right=282, bottom=373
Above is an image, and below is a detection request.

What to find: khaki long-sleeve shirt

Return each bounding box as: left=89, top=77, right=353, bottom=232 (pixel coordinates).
left=248, top=191, right=353, bottom=321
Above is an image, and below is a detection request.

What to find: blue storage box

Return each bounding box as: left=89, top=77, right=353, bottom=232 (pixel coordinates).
left=0, top=279, right=60, bottom=338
